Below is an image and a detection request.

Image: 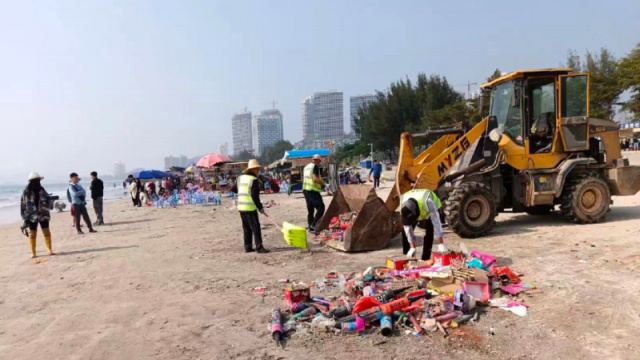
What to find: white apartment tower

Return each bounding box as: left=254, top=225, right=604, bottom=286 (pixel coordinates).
left=218, top=142, right=229, bottom=156
left=232, top=110, right=253, bottom=155
left=350, top=94, right=376, bottom=136
left=252, top=109, right=284, bottom=156
left=310, top=90, right=343, bottom=142
left=302, top=96, right=314, bottom=140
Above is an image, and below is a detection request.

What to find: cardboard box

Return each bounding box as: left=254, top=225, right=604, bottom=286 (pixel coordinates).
left=386, top=255, right=416, bottom=270
left=432, top=252, right=464, bottom=266
left=284, top=284, right=311, bottom=309
left=428, top=277, right=463, bottom=296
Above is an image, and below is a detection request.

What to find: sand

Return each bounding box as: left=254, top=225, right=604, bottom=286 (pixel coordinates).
left=2, top=154, right=640, bottom=359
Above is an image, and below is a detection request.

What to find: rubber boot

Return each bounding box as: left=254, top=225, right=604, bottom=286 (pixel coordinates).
left=29, top=229, right=37, bottom=258
left=43, top=228, right=54, bottom=255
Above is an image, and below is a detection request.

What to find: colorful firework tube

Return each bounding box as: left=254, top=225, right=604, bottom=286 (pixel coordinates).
left=329, top=303, right=353, bottom=319
left=435, top=312, right=459, bottom=322
left=380, top=315, right=393, bottom=336
left=312, top=303, right=329, bottom=313
left=291, top=302, right=310, bottom=314
left=407, top=314, right=422, bottom=333
left=292, top=306, right=317, bottom=320
left=338, top=306, right=382, bottom=323
left=271, top=307, right=283, bottom=346
left=379, top=294, right=427, bottom=315
left=312, top=298, right=331, bottom=307
left=334, top=316, right=365, bottom=332
left=373, top=287, right=412, bottom=303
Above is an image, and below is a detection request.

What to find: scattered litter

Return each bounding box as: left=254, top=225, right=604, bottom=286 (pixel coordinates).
left=253, top=287, right=265, bottom=294
left=33, top=258, right=48, bottom=264
left=266, top=245, right=535, bottom=342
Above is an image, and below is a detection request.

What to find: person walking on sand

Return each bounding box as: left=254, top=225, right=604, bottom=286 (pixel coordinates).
left=303, top=154, right=325, bottom=232
left=230, top=159, right=270, bottom=254
left=90, top=171, right=105, bottom=225
left=20, top=172, right=55, bottom=258
left=128, top=175, right=141, bottom=207
left=68, top=173, right=97, bottom=235
left=369, top=159, right=383, bottom=189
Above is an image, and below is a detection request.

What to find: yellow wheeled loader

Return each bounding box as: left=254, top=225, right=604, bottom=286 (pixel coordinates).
left=319, top=69, right=640, bottom=251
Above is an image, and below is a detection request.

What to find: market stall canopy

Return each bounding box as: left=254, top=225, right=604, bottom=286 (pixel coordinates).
left=268, top=159, right=292, bottom=169
left=196, top=154, right=232, bottom=168
left=281, top=148, right=330, bottom=167
left=130, top=169, right=173, bottom=180
left=283, top=149, right=330, bottom=159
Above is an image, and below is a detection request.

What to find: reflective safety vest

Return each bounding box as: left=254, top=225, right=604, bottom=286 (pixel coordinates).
left=400, top=189, right=442, bottom=220
left=237, top=174, right=257, bottom=212
left=302, top=163, right=321, bottom=192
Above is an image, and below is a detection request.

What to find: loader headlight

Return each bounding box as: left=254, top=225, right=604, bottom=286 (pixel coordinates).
left=489, top=128, right=504, bottom=143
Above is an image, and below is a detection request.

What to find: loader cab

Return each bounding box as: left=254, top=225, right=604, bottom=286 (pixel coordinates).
left=484, top=69, right=590, bottom=170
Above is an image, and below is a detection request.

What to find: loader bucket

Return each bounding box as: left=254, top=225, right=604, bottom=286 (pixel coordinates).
left=316, top=185, right=394, bottom=252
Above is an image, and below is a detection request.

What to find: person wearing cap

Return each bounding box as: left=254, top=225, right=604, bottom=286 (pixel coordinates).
left=302, top=154, right=325, bottom=232
left=68, top=173, right=97, bottom=235
left=400, top=189, right=445, bottom=260
left=230, top=159, right=270, bottom=254
left=90, top=171, right=105, bottom=225
left=20, top=173, right=54, bottom=258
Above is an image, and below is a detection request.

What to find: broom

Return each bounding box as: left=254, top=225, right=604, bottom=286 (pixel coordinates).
left=262, top=213, right=310, bottom=251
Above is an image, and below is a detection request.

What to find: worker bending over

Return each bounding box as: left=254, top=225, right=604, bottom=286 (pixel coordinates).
left=302, top=154, right=325, bottom=232
left=400, top=189, right=445, bottom=260
left=231, top=159, right=270, bottom=254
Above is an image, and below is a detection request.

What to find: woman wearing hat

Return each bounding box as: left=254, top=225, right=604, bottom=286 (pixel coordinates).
left=20, top=172, right=54, bottom=258
left=230, top=159, right=270, bottom=253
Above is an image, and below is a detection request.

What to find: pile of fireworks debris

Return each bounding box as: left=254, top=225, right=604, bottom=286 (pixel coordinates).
left=311, top=211, right=358, bottom=242
left=269, top=245, right=536, bottom=346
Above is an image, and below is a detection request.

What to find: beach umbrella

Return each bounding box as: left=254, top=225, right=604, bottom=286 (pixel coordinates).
left=196, top=153, right=232, bottom=168
left=131, top=169, right=171, bottom=179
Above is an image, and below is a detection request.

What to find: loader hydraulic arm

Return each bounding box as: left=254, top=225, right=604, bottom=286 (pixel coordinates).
left=385, top=118, right=489, bottom=211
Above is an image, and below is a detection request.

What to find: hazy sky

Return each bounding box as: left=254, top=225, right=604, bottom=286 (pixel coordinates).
left=1, top=0, right=639, bottom=182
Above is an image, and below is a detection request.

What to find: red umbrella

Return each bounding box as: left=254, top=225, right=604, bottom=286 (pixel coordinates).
left=196, top=153, right=232, bottom=168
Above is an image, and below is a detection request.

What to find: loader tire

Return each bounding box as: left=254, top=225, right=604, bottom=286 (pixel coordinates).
left=445, top=182, right=497, bottom=238
left=525, top=205, right=554, bottom=216
left=559, top=173, right=610, bottom=224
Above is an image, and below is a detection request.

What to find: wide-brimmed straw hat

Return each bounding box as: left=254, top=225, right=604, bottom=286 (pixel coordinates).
left=312, top=154, right=322, bottom=160
left=246, top=159, right=263, bottom=170
left=28, top=172, right=44, bottom=181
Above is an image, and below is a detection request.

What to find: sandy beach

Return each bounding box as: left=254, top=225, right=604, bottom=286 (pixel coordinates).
left=2, top=154, right=640, bottom=359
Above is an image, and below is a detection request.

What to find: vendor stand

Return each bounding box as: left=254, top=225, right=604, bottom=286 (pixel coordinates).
left=278, top=149, right=331, bottom=194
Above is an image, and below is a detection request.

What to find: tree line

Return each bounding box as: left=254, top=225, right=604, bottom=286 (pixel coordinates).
left=343, top=42, right=640, bottom=162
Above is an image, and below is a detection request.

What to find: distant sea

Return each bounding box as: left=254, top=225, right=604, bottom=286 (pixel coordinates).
left=0, top=181, right=129, bottom=225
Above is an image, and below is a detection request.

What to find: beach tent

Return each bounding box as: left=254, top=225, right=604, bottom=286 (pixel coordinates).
left=196, top=154, right=232, bottom=168
left=131, top=169, right=172, bottom=179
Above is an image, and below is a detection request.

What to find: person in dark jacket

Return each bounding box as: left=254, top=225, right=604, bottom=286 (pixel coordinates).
left=90, top=171, right=105, bottom=225
left=20, top=172, right=54, bottom=258
left=369, top=160, right=383, bottom=189
left=230, top=159, right=270, bottom=254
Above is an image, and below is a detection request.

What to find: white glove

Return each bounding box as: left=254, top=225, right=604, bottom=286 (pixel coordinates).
left=437, top=243, right=448, bottom=253
left=406, top=248, right=416, bottom=258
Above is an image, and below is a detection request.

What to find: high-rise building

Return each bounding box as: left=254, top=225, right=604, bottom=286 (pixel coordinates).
left=310, top=90, right=343, bottom=142
left=232, top=110, right=253, bottom=155
left=113, top=161, right=126, bottom=179
left=164, top=155, right=188, bottom=169
left=350, top=94, right=376, bottom=136
left=252, top=109, right=284, bottom=156
left=218, top=142, right=229, bottom=156
left=302, top=96, right=314, bottom=140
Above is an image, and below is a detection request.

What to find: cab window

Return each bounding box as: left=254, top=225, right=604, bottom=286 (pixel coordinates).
left=491, top=81, right=523, bottom=145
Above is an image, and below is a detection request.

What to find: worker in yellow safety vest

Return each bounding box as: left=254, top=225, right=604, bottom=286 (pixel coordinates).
left=230, top=159, right=270, bottom=254
left=399, top=189, right=446, bottom=260
left=302, top=154, right=325, bottom=232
